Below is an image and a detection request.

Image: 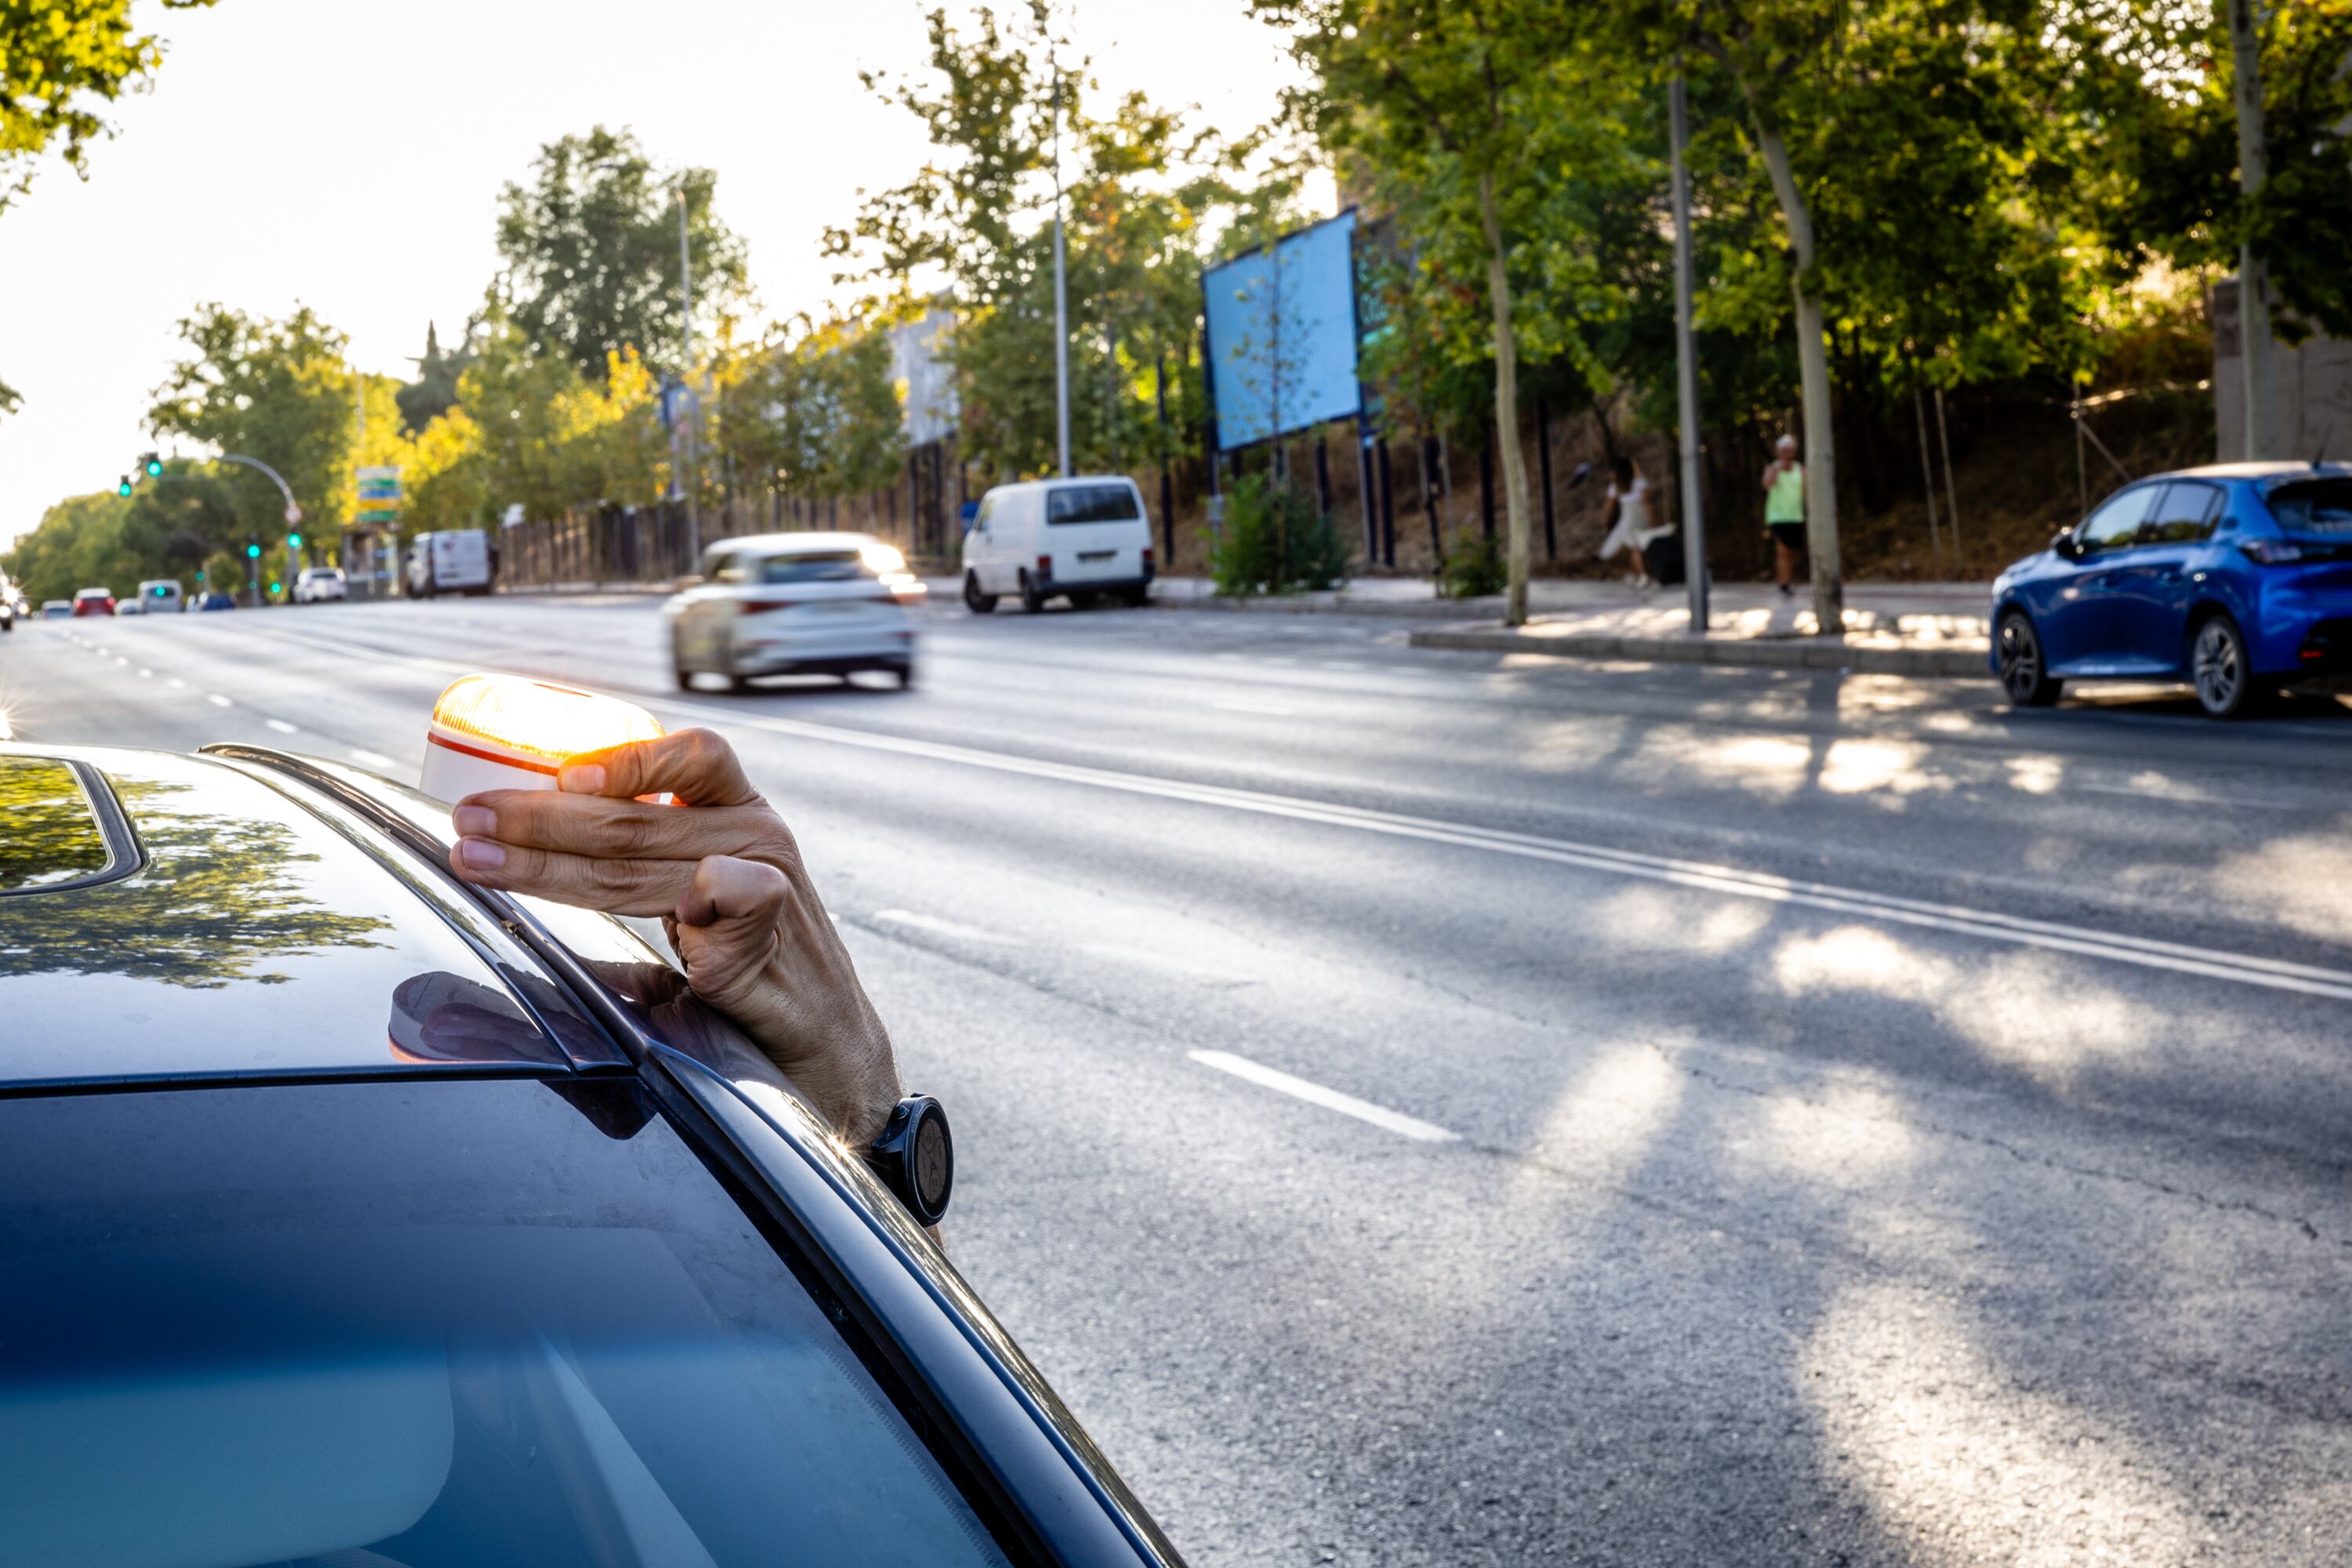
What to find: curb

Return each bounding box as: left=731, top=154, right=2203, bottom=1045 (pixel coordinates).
left=1406, top=625, right=1991, bottom=679
left=1145, top=590, right=1495, bottom=619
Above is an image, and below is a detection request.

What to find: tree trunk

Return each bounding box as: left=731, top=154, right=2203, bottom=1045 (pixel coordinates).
left=2229, top=0, right=2278, bottom=459
left=1749, top=110, right=1844, bottom=633
left=1477, top=169, right=1534, bottom=626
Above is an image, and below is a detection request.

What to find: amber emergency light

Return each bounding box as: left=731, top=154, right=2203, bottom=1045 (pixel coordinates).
left=419, top=673, right=664, bottom=804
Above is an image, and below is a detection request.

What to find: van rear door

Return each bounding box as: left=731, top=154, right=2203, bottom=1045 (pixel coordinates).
left=1042, top=482, right=1148, bottom=586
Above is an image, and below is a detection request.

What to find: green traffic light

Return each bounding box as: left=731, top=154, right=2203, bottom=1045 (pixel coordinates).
left=287, top=533, right=303, bottom=550
left=245, top=543, right=260, bottom=559
left=144, top=459, right=162, bottom=477
left=118, top=477, right=132, bottom=497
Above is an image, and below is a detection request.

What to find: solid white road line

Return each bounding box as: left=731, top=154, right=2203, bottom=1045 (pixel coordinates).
left=1188, top=1050, right=1459, bottom=1143
left=206, top=693, right=231, bottom=708
left=265, top=719, right=299, bottom=735
left=223, top=620, right=2352, bottom=1006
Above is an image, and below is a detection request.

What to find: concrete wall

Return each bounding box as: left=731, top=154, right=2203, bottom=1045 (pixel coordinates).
left=2212, top=276, right=2352, bottom=463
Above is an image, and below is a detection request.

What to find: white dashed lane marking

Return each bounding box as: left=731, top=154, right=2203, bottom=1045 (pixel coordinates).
left=265, top=719, right=299, bottom=735
left=1188, top=1050, right=1459, bottom=1144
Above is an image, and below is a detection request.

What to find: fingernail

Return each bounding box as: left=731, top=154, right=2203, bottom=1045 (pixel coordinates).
left=451, top=805, right=495, bottom=837
left=561, top=763, right=606, bottom=794
left=457, top=838, right=506, bottom=869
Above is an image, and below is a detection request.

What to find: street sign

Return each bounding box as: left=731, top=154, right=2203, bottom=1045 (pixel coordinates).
left=284, top=504, right=302, bottom=524
left=356, top=465, right=404, bottom=525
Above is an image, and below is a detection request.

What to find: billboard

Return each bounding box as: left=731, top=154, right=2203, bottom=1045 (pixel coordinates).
left=354, top=465, right=403, bottom=525
left=1202, top=210, right=1361, bottom=452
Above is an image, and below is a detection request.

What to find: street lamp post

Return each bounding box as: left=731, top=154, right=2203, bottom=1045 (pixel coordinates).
left=1051, top=56, right=1072, bottom=479
left=1668, top=72, right=1708, bottom=633
left=677, top=186, right=702, bottom=565
left=212, top=453, right=302, bottom=606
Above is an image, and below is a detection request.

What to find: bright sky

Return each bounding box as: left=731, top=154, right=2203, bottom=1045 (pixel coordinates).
left=0, top=0, right=1324, bottom=549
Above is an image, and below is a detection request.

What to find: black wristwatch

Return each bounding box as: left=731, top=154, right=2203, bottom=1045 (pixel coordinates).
left=864, top=1094, right=953, bottom=1226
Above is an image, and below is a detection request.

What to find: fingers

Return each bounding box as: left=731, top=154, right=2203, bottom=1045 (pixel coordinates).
left=447, top=835, right=698, bottom=916
left=452, top=789, right=782, bottom=866
left=679, top=854, right=789, bottom=929
left=557, top=728, right=757, bottom=808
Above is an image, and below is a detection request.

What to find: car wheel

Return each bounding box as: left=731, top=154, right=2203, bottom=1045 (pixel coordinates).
left=1018, top=571, right=1047, bottom=614
left=728, top=667, right=756, bottom=694
left=963, top=572, right=997, bottom=614
left=2190, top=612, right=2263, bottom=718
left=894, top=662, right=915, bottom=690
left=1996, top=610, right=2063, bottom=706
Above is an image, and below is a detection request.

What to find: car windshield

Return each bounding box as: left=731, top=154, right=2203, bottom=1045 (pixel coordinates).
left=759, top=551, right=867, bottom=583
left=2264, top=477, right=2352, bottom=535
left=1045, top=485, right=1139, bottom=524
left=0, top=1079, right=1013, bottom=1568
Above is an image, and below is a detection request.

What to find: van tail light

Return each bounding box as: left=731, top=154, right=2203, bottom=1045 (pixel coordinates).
left=1035, top=554, right=1053, bottom=577
left=1142, top=546, right=1155, bottom=574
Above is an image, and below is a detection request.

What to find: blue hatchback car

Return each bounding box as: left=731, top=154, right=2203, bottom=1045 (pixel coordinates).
left=1991, top=462, right=2352, bottom=716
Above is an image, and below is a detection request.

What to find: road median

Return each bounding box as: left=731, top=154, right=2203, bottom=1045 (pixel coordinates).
left=1406, top=619, right=1990, bottom=677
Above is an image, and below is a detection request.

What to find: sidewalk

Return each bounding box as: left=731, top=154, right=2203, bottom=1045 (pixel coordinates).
left=1145, top=575, right=1993, bottom=678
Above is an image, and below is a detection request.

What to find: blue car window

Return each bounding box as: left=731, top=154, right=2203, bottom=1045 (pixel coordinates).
left=2078, top=485, right=2159, bottom=551
left=2141, top=481, right=2224, bottom=544
left=0, top=1080, right=1014, bottom=1568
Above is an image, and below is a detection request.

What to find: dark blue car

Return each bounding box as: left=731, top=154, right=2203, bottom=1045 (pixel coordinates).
left=1991, top=462, right=2352, bottom=716
left=0, top=741, right=1181, bottom=1567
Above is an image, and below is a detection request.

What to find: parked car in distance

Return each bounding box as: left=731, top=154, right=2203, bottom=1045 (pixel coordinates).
left=191, top=591, right=238, bottom=612
left=1991, top=461, right=2352, bottom=717
left=961, top=477, right=1156, bottom=614
left=71, top=587, right=115, bottom=617
left=125, top=579, right=183, bottom=615
left=405, top=528, right=493, bottom=598
left=294, top=565, right=348, bottom=604
left=41, top=601, right=71, bottom=619
left=666, top=532, right=921, bottom=691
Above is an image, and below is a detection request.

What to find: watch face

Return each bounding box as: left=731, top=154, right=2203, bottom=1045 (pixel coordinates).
left=913, top=1112, right=951, bottom=1214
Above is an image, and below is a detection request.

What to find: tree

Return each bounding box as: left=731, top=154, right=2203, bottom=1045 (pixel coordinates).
left=148, top=304, right=358, bottom=549
left=397, top=321, right=474, bottom=436
left=0, top=0, right=215, bottom=212
left=494, top=125, right=747, bottom=383
left=1255, top=0, right=1583, bottom=626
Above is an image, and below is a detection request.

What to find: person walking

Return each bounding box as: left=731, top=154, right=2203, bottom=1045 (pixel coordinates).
left=1763, top=434, right=1806, bottom=599
left=1597, top=456, right=1669, bottom=590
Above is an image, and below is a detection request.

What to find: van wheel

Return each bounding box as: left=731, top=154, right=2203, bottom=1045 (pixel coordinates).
left=1122, top=584, right=1149, bottom=608
left=1018, top=571, right=1047, bottom=615
left=963, top=572, right=997, bottom=614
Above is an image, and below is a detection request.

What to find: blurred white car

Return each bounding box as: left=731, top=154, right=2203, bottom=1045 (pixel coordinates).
left=664, top=532, right=922, bottom=691
left=293, top=567, right=348, bottom=604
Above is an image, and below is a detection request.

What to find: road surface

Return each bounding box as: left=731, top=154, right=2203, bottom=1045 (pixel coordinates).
left=8, top=595, right=2350, bottom=1566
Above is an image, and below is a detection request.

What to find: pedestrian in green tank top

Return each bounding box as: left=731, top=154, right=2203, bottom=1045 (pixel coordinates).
left=1762, top=434, right=1806, bottom=599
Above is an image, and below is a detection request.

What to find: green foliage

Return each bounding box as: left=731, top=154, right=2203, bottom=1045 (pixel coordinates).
left=0, top=0, right=215, bottom=212
left=710, top=314, right=906, bottom=504
left=201, top=548, right=245, bottom=600
left=1210, top=471, right=1350, bottom=595
left=831, top=5, right=1301, bottom=480
left=1436, top=530, right=1506, bottom=598
left=149, top=303, right=358, bottom=548
left=494, top=125, right=746, bottom=383
left=397, top=321, right=473, bottom=436
left=2, top=490, right=136, bottom=604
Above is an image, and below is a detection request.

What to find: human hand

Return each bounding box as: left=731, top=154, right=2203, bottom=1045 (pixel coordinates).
left=445, top=728, right=902, bottom=1143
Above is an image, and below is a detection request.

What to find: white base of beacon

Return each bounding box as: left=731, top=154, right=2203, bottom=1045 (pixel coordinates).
left=419, top=739, right=557, bottom=804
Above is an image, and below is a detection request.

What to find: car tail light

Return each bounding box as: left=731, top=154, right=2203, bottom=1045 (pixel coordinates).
left=2241, top=538, right=2309, bottom=564
left=420, top=673, right=664, bottom=803
left=1036, top=554, right=1053, bottom=577
left=738, top=598, right=799, bottom=615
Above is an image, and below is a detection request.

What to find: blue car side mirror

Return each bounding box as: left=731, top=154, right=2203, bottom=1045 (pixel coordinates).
left=2051, top=528, right=2082, bottom=561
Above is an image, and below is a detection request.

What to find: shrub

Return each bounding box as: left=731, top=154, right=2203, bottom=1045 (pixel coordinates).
left=1436, top=531, right=1505, bottom=598
left=1210, top=472, right=1352, bottom=596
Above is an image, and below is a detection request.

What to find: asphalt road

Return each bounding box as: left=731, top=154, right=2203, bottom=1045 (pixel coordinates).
left=8, top=594, right=2351, bottom=1567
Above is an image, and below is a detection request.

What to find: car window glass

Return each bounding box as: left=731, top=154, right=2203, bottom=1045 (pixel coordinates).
left=2265, top=477, right=2352, bottom=534
left=2141, top=482, right=2224, bottom=544
left=713, top=553, right=750, bottom=584
left=758, top=552, right=865, bottom=583
left=1046, top=484, right=1141, bottom=524
left=0, top=1080, right=1014, bottom=1568
left=974, top=497, right=994, bottom=531
left=2078, top=485, right=2158, bottom=551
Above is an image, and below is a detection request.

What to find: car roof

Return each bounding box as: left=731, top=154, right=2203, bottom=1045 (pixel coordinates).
left=2159, top=460, right=2352, bottom=481
left=713, top=532, right=878, bottom=556
left=0, top=743, right=627, bottom=1093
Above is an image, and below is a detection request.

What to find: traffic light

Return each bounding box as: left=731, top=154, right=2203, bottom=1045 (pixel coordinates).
left=287, top=533, right=303, bottom=550
left=118, top=475, right=132, bottom=498
left=141, top=453, right=162, bottom=478
left=245, top=543, right=260, bottom=559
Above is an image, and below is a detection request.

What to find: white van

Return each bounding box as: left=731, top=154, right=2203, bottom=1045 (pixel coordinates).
left=960, top=477, right=1155, bottom=614
left=125, top=580, right=183, bottom=615
left=405, top=530, right=493, bottom=598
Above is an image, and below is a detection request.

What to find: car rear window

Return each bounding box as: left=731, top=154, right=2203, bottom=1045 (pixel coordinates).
left=759, top=550, right=867, bottom=583
left=1046, top=484, right=1140, bottom=524
left=0, top=1079, right=1013, bottom=1568
left=2266, top=479, right=2352, bottom=535
left=0, top=759, right=110, bottom=892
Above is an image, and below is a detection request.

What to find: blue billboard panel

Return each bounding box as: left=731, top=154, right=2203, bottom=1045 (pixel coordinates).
left=1202, top=211, right=1361, bottom=451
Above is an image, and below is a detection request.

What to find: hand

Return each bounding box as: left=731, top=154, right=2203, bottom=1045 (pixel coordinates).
left=445, top=728, right=903, bottom=1144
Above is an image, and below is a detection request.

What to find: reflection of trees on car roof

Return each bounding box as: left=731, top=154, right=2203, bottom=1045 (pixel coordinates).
left=0, top=760, right=112, bottom=891
left=0, top=775, right=392, bottom=989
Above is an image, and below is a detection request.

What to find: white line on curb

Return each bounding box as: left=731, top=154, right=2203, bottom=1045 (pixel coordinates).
left=1188, top=1050, right=1458, bottom=1143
